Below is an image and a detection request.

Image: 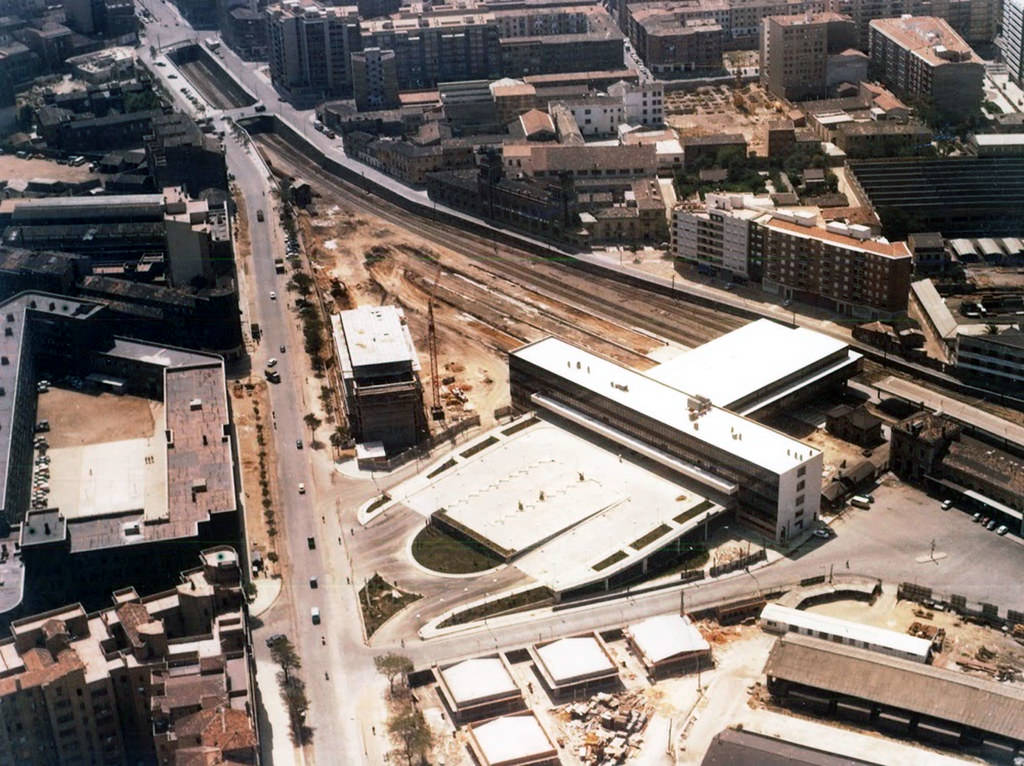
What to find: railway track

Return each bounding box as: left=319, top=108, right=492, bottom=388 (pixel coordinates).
left=253, top=133, right=744, bottom=350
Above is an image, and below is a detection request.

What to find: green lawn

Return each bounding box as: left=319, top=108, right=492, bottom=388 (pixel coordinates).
left=411, top=525, right=503, bottom=574
left=358, top=573, right=421, bottom=637
left=438, top=586, right=553, bottom=628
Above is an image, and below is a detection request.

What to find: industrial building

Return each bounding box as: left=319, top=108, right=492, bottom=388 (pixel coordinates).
left=953, top=326, right=1024, bottom=393
left=760, top=604, right=933, bottom=663
left=0, top=291, right=240, bottom=616
left=701, top=727, right=883, bottom=765
left=332, top=306, right=427, bottom=455
left=530, top=633, right=620, bottom=699
left=510, top=335, right=824, bottom=544
left=434, top=655, right=525, bottom=723
left=646, top=319, right=861, bottom=417
left=624, top=614, right=712, bottom=678
left=466, top=712, right=560, bottom=766
left=0, top=547, right=256, bottom=766
left=848, top=157, right=1024, bottom=239
left=764, top=634, right=1024, bottom=753
left=868, top=16, right=983, bottom=121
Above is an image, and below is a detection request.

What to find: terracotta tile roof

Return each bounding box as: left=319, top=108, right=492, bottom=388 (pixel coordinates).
left=177, top=707, right=257, bottom=757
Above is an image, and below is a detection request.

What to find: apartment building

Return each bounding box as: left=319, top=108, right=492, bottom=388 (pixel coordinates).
left=363, top=13, right=502, bottom=89
left=266, top=1, right=362, bottom=102
left=351, top=46, right=399, bottom=110
left=833, top=0, right=997, bottom=47
left=760, top=12, right=857, bottom=100
left=622, top=0, right=828, bottom=53
left=0, top=547, right=255, bottom=766
left=672, top=194, right=770, bottom=279
left=954, top=326, right=1024, bottom=392
left=626, top=9, right=723, bottom=73
left=868, top=16, right=983, bottom=120
left=1001, top=0, right=1024, bottom=84
left=761, top=213, right=913, bottom=317
left=498, top=9, right=624, bottom=78
left=608, top=80, right=664, bottom=125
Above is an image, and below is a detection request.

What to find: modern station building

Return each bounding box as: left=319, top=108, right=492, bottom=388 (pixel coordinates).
left=332, top=305, right=427, bottom=455
left=510, top=327, right=830, bottom=544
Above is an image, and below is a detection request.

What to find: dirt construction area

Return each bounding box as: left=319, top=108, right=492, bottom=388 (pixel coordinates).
left=665, top=82, right=787, bottom=157
left=297, top=204, right=665, bottom=429
left=36, top=387, right=160, bottom=448
left=0, top=155, right=99, bottom=184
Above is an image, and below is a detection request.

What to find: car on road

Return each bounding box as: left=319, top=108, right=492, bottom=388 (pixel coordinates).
left=266, top=358, right=277, bottom=368
left=972, top=512, right=982, bottom=522
left=941, top=499, right=954, bottom=510
left=996, top=525, right=1008, bottom=535
left=298, top=483, right=305, bottom=494
left=311, top=607, right=320, bottom=624
left=296, top=439, right=303, bottom=449
left=256, top=209, right=264, bottom=222
left=812, top=529, right=831, bottom=539
left=168, top=73, right=177, bottom=78
left=254, top=103, right=266, bottom=112
left=265, top=633, right=286, bottom=647
left=269, top=291, right=276, bottom=300
left=309, top=577, right=317, bottom=588
left=280, top=345, right=286, bottom=353
left=307, top=537, right=315, bottom=549
left=155, top=61, right=166, bottom=66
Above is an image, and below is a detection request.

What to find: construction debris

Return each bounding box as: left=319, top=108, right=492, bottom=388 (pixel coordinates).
left=907, top=622, right=946, bottom=652
left=559, top=690, right=652, bottom=765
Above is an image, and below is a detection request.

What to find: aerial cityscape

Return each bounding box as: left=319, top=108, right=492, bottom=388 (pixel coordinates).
left=0, top=0, right=1021, bottom=761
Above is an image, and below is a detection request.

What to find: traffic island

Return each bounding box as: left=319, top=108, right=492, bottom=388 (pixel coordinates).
left=359, top=573, right=422, bottom=637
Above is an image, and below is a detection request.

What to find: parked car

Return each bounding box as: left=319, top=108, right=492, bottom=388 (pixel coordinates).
left=256, top=209, right=264, bottom=222
left=266, top=358, right=277, bottom=368
left=972, top=512, right=982, bottom=522
left=812, top=529, right=831, bottom=539
left=311, top=607, right=320, bottom=624
left=269, top=291, right=276, bottom=300
left=298, top=483, right=305, bottom=494
left=941, top=499, right=954, bottom=510
left=986, top=519, right=998, bottom=530
left=996, top=525, right=1008, bottom=535
left=265, top=633, right=286, bottom=647
left=296, top=439, right=303, bottom=450
left=309, top=576, right=318, bottom=589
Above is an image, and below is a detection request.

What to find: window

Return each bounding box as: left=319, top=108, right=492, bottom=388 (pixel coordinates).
left=796, top=480, right=805, bottom=491
left=797, top=466, right=806, bottom=477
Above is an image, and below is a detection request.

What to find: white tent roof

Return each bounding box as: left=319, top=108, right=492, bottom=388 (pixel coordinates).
left=536, top=635, right=615, bottom=684
left=471, top=713, right=556, bottom=765
left=627, top=614, right=710, bottom=664
left=439, top=657, right=519, bottom=706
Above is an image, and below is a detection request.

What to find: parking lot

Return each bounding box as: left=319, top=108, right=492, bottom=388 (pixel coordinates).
left=808, top=476, right=1023, bottom=606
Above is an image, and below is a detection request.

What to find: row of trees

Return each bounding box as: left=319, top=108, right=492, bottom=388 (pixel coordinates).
left=270, top=638, right=311, bottom=744
left=374, top=653, right=433, bottom=766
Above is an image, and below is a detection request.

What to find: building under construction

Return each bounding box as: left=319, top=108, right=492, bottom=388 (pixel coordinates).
left=331, top=305, right=427, bottom=455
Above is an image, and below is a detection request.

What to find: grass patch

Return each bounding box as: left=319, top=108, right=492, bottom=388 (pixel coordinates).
left=674, top=499, right=714, bottom=525
left=358, top=573, right=421, bottom=637
left=630, top=523, right=672, bottom=551
left=426, top=458, right=456, bottom=479
left=501, top=416, right=538, bottom=437
left=366, top=493, right=391, bottom=514
left=593, top=550, right=628, bottom=571
left=438, top=586, right=553, bottom=628
left=411, top=525, right=503, bottom=574
left=460, top=436, right=498, bottom=459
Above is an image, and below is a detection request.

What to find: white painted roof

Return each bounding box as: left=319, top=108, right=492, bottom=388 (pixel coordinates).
left=627, top=614, right=710, bottom=664
left=536, top=636, right=616, bottom=684
left=512, top=337, right=819, bottom=475
left=760, top=604, right=932, bottom=659
left=337, top=306, right=418, bottom=371
left=647, top=319, right=850, bottom=408
left=439, top=657, right=519, bottom=706
left=471, top=713, right=556, bottom=765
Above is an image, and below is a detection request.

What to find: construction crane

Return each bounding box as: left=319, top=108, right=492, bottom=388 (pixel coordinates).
left=427, top=265, right=445, bottom=422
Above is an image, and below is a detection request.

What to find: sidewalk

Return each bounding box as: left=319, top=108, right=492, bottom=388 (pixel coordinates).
left=249, top=576, right=282, bottom=617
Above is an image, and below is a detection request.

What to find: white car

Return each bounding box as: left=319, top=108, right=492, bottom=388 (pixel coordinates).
left=269, top=291, right=277, bottom=300
left=298, top=483, right=306, bottom=494
left=940, top=499, right=954, bottom=510
left=266, top=358, right=278, bottom=368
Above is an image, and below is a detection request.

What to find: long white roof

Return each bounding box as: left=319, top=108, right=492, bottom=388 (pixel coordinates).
left=470, top=713, right=556, bottom=765
left=760, top=604, right=932, bottom=659
left=513, top=337, right=819, bottom=475
left=627, top=614, right=709, bottom=664
left=536, top=635, right=616, bottom=684
left=647, top=319, right=852, bottom=408
left=439, top=657, right=519, bottom=706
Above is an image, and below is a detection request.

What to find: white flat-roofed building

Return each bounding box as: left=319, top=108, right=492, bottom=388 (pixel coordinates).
left=647, top=319, right=861, bottom=416
left=466, top=712, right=560, bottom=766
left=332, top=306, right=426, bottom=454
left=760, top=603, right=932, bottom=663
left=510, top=337, right=824, bottom=543
left=435, top=655, right=524, bottom=723
left=625, top=614, right=712, bottom=678
left=531, top=633, right=619, bottom=698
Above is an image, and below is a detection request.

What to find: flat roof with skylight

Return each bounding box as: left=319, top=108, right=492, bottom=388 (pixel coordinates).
left=512, top=337, right=820, bottom=476
left=647, top=319, right=860, bottom=412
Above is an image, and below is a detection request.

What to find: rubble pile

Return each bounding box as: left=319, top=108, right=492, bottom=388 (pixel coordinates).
left=561, top=691, right=653, bottom=765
